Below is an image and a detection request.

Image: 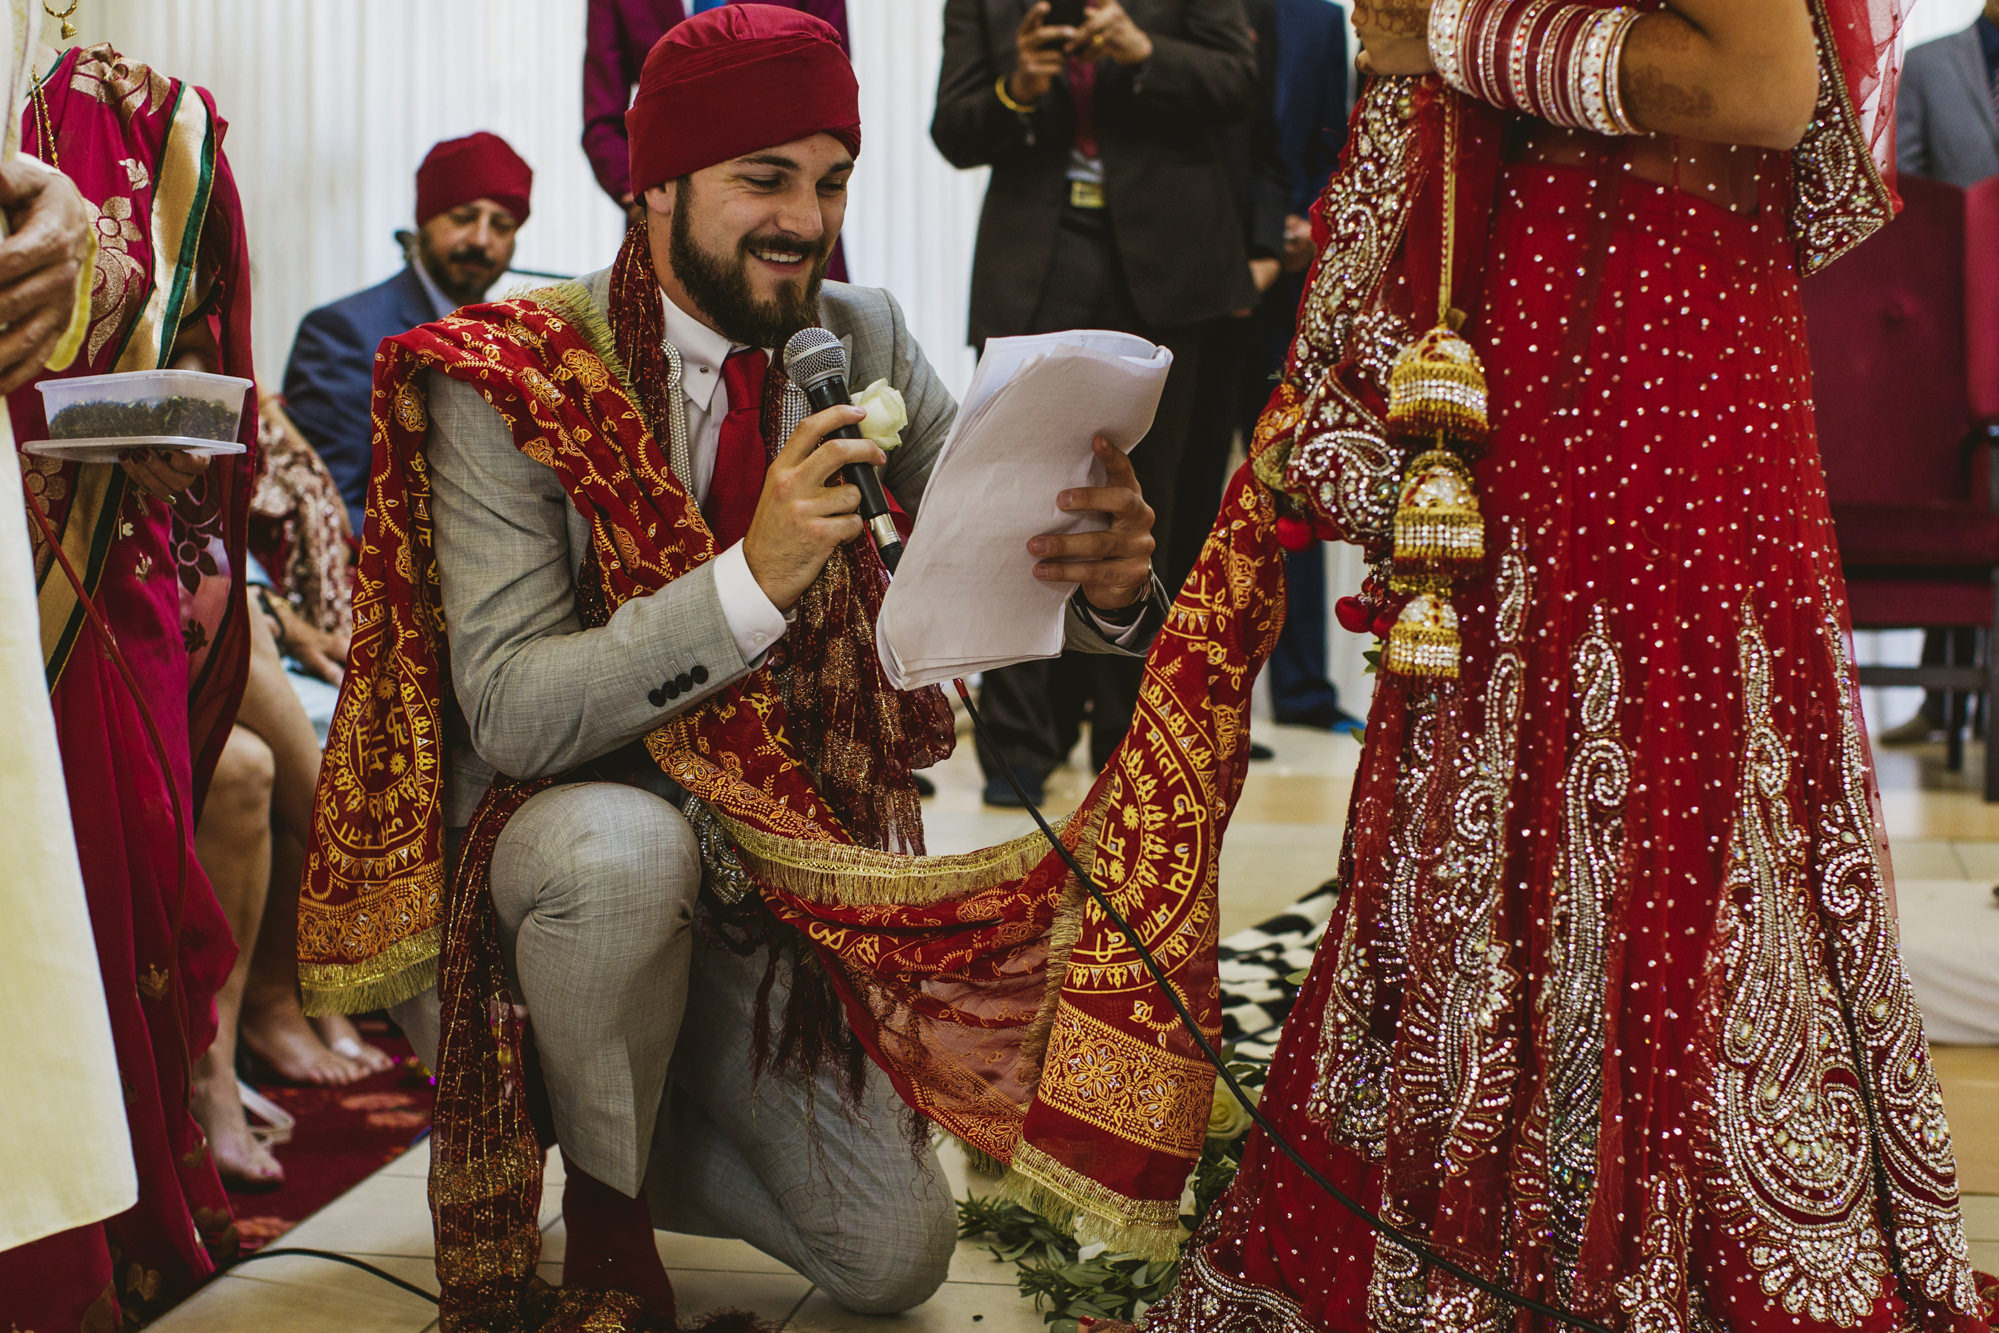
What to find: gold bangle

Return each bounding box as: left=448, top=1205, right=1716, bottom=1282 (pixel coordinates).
left=995, top=73, right=1037, bottom=115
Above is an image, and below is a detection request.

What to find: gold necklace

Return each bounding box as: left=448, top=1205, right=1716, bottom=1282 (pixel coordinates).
left=29, top=69, right=56, bottom=170
left=42, top=1, right=78, bottom=40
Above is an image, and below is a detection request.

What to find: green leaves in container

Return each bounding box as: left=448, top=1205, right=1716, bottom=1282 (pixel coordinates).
left=48, top=395, right=238, bottom=442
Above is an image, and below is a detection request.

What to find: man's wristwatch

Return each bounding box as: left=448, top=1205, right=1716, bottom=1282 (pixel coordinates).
left=1077, top=584, right=1149, bottom=626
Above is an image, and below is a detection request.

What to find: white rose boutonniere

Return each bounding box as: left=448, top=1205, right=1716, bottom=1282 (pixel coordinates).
left=1206, top=1076, right=1256, bottom=1141
left=852, top=378, right=909, bottom=450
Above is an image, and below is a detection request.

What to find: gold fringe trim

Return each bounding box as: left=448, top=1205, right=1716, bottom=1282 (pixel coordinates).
left=1017, top=878, right=1091, bottom=1090
left=712, top=809, right=1086, bottom=908
left=534, top=280, right=638, bottom=396
left=999, top=1141, right=1187, bottom=1263
left=299, top=926, right=440, bottom=1017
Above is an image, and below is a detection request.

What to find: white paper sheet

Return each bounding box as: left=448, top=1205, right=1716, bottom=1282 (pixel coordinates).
left=877, top=330, right=1171, bottom=690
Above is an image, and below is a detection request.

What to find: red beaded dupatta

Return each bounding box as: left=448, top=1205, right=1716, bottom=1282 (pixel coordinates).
left=299, top=221, right=1286, bottom=1323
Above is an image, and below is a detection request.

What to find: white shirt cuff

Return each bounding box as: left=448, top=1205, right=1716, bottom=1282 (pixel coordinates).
left=1083, top=599, right=1150, bottom=647
left=714, top=540, right=788, bottom=662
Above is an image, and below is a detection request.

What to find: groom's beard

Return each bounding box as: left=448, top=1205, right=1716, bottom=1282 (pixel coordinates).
left=669, top=180, right=832, bottom=351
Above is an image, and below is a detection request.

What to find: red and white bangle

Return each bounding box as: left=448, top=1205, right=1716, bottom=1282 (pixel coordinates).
left=1428, top=0, right=1644, bottom=137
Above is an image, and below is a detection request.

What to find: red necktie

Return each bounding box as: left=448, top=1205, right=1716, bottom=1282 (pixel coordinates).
left=705, top=347, right=769, bottom=549
left=1067, top=57, right=1100, bottom=160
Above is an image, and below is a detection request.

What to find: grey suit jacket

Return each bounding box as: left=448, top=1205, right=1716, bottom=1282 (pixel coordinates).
left=427, top=270, right=1165, bottom=826
left=1897, top=25, right=1999, bottom=188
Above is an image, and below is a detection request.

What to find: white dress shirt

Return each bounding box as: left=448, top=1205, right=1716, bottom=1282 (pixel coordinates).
left=661, top=292, right=790, bottom=663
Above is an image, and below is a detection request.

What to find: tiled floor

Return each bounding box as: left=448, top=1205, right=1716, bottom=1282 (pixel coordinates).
left=155, top=720, right=1999, bottom=1331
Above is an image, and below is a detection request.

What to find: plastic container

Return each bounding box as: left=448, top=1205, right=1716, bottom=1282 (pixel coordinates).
left=28, top=368, right=252, bottom=461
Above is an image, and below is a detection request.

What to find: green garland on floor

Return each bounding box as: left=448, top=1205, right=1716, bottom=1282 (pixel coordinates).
left=958, top=1049, right=1271, bottom=1330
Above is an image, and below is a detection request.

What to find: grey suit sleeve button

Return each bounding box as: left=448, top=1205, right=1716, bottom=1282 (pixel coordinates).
left=675, top=672, right=694, bottom=693
left=663, top=679, right=682, bottom=700
left=648, top=687, right=667, bottom=708
left=691, top=665, right=709, bottom=686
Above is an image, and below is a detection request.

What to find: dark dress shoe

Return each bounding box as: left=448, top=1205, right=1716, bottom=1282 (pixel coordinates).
left=983, top=770, right=1045, bottom=808
left=912, top=772, right=936, bottom=798
left=1248, top=742, right=1275, bottom=761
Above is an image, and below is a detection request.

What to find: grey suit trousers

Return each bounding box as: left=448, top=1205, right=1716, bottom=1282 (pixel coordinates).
left=487, top=781, right=954, bottom=1315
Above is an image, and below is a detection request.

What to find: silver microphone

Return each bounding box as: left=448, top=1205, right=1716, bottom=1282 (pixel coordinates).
left=782, top=328, right=902, bottom=570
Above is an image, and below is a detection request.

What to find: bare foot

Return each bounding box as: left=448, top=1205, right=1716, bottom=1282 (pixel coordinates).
left=190, top=1063, right=285, bottom=1191
left=240, top=989, right=366, bottom=1086
left=312, top=1012, right=397, bottom=1076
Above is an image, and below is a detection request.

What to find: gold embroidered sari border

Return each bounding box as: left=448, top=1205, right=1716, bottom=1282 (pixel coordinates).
left=712, top=807, right=1090, bottom=908
left=298, top=924, right=440, bottom=1017
left=998, top=1140, right=1186, bottom=1263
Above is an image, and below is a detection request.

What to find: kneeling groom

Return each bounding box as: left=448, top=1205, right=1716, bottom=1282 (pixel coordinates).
left=359, top=8, right=1167, bottom=1321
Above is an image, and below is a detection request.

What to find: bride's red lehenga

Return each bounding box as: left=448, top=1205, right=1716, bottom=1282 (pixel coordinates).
left=1148, top=3, right=1999, bottom=1332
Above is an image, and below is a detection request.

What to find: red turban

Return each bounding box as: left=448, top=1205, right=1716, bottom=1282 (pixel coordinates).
left=415, top=132, right=534, bottom=226
left=625, top=7, right=860, bottom=198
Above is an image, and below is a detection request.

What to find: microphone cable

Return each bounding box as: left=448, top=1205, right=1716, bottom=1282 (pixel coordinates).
left=947, top=678, right=1618, bottom=1333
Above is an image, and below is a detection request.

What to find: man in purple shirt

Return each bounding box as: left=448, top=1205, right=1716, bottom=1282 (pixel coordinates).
left=583, top=0, right=851, bottom=217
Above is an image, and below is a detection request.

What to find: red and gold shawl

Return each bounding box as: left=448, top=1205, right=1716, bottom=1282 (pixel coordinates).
left=298, top=235, right=1286, bottom=1323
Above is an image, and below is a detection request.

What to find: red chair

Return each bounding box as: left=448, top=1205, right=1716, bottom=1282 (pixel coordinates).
left=1804, top=174, right=1999, bottom=799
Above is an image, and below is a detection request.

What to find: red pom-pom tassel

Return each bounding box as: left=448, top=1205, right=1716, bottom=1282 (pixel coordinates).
left=1335, top=596, right=1372, bottom=635
left=1275, top=515, right=1314, bottom=553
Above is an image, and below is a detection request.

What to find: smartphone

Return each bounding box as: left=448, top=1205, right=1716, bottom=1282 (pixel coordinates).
left=1044, top=0, right=1087, bottom=29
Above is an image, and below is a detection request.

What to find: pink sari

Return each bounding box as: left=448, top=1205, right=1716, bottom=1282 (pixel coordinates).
left=0, top=45, right=257, bottom=1332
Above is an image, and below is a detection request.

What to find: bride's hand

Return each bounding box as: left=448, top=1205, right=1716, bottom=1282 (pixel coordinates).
left=1353, top=0, right=1436, bottom=77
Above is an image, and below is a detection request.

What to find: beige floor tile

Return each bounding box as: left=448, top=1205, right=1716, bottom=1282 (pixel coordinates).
left=1230, top=774, right=1351, bottom=828
left=1961, top=1193, right=1999, bottom=1243
left=527, top=1264, right=811, bottom=1325
left=1218, top=821, right=1338, bottom=937
left=537, top=1219, right=799, bottom=1276
left=1968, top=1239, right=1999, bottom=1273
left=1951, top=841, right=1999, bottom=881
left=1935, top=1046, right=1999, bottom=1196
left=378, top=1136, right=431, bottom=1179
left=947, top=1237, right=1026, bottom=1288
left=1890, top=839, right=1969, bottom=879
left=789, top=1280, right=1046, bottom=1332
left=277, top=1169, right=435, bottom=1259
left=150, top=1253, right=438, bottom=1333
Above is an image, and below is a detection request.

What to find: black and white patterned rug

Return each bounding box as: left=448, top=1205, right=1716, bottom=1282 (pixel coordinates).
left=1217, top=878, right=1340, bottom=1060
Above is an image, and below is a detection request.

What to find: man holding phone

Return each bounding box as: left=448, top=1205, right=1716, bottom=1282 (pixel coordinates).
left=932, top=0, right=1257, bottom=806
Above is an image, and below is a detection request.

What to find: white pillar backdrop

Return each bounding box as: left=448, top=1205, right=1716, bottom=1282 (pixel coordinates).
left=89, top=0, right=990, bottom=399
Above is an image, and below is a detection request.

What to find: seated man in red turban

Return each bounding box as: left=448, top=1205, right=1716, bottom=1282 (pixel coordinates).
left=306, top=8, right=1166, bottom=1325
left=283, top=131, right=532, bottom=539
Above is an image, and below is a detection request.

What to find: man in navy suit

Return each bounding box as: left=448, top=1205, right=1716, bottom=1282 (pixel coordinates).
left=1260, top=0, right=1350, bottom=731
left=282, top=132, right=534, bottom=537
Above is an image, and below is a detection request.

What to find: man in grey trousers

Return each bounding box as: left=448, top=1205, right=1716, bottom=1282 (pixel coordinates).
left=394, top=6, right=1166, bottom=1317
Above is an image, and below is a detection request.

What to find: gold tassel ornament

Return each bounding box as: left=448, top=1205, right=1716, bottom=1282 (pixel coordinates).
left=1377, top=96, right=1490, bottom=683
left=1390, top=448, right=1483, bottom=577
left=1384, top=588, right=1462, bottom=680
left=1385, top=326, right=1489, bottom=449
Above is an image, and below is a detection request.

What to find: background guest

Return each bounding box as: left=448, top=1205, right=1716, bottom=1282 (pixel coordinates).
left=282, top=132, right=533, bottom=538
left=932, top=0, right=1257, bottom=806
left=1166, top=0, right=1287, bottom=603
left=1877, top=0, right=1998, bottom=746
left=1253, top=0, right=1351, bottom=732
left=1898, top=0, right=1999, bottom=188
left=0, top=43, right=258, bottom=1331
